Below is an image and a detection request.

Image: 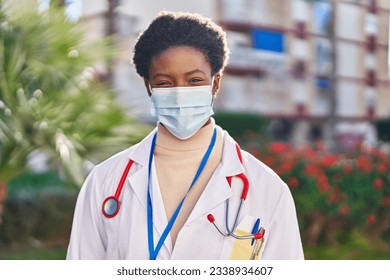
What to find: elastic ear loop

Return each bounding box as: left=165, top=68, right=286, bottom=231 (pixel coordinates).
left=211, top=76, right=216, bottom=106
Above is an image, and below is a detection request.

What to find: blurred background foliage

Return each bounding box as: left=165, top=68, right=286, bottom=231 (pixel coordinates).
left=0, top=0, right=151, bottom=245
left=0, top=3, right=151, bottom=188
left=1, top=171, right=75, bottom=248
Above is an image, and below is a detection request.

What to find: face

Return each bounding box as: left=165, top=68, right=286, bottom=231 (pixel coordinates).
left=144, top=46, right=221, bottom=96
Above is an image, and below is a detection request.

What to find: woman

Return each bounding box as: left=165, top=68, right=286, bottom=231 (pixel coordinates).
left=67, top=11, right=304, bottom=260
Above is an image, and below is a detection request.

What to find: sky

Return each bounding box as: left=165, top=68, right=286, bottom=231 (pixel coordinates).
left=38, top=0, right=82, bottom=21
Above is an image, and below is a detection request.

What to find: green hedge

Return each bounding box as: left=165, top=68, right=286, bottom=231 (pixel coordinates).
left=213, top=111, right=269, bottom=138
left=0, top=171, right=77, bottom=246
left=0, top=190, right=76, bottom=245
left=376, top=118, right=390, bottom=142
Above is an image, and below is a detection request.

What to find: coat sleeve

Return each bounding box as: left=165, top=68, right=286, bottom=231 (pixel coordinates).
left=261, top=183, right=304, bottom=260
left=66, top=169, right=107, bottom=259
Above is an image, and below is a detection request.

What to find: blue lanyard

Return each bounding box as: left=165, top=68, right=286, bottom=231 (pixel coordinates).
left=147, top=127, right=217, bottom=260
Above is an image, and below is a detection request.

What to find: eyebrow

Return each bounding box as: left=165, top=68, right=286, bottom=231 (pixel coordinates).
left=151, top=69, right=207, bottom=80
left=184, top=69, right=207, bottom=76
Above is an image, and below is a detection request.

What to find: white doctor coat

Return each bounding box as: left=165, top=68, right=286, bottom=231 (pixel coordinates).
left=66, top=126, right=304, bottom=260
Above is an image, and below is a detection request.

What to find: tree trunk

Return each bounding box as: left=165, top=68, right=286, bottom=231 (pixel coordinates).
left=304, top=213, right=327, bottom=246
left=105, top=0, right=119, bottom=82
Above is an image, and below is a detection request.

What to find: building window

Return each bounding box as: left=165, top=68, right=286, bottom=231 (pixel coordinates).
left=313, top=1, right=332, bottom=35
left=251, top=29, right=285, bottom=53
left=316, top=78, right=332, bottom=90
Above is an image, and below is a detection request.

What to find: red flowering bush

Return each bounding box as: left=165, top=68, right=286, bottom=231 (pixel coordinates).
left=239, top=133, right=390, bottom=245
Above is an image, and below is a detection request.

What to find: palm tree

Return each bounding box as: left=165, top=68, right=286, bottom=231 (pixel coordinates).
left=0, top=2, right=150, bottom=222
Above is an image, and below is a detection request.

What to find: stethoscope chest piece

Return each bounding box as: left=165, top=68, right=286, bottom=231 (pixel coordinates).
left=102, top=196, right=120, bottom=218
left=101, top=159, right=134, bottom=218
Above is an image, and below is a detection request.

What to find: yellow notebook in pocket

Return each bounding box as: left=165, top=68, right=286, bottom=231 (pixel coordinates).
left=229, top=216, right=264, bottom=260
left=229, top=229, right=256, bottom=260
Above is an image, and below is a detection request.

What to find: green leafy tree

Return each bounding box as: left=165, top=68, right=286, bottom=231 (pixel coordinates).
left=0, top=3, right=150, bottom=193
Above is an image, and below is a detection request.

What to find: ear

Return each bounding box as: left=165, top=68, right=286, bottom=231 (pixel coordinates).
left=212, top=73, right=222, bottom=97
left=144, top=79, right=152, bottom=97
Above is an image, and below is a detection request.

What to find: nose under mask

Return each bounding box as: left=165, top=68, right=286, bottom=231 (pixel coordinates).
left=150, top=84, right=214, bottom=140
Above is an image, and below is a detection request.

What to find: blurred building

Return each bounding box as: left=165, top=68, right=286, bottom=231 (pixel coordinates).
left=82, top=1, right=390, bottom=148
left=216, top=0, right=390, bottom=149
left=5, top=1, right=390, bottom=148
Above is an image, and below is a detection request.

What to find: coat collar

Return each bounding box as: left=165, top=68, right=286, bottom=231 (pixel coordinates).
left=126, top=125, right=245, bottom=177
left=185, top=127, right=246, bottom=224
left=127, top=127, right=158, bottom=167
left=125, top=128, right=157, bottom=211
left=125, top=126, right=247, bottom=252
left=126, top=125, right=246, bottom=209
left=219, top=128, right=246, bottom=177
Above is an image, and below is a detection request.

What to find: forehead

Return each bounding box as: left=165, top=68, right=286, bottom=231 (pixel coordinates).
left=149, top=46, right=211, bottom=76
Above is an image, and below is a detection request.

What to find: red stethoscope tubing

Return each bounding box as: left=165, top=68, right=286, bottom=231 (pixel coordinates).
left=102, top=143, right=248, bottom=218
left=227, top=144, right=249, bottom=199
left=207, top=143, right=254, bottom=239
left=115, top=160, right=134, bottom=198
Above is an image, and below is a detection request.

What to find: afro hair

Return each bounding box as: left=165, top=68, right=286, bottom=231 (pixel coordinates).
left=132, top=11, right=229, bottom=79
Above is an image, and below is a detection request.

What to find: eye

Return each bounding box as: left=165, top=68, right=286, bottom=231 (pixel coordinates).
left=154, top=81, right=172, bottom=87
left=189, top=77, right=205, bottom=84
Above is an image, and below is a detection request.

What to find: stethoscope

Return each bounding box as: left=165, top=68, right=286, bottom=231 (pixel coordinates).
left=206, top=143, right=265, bottom=259
left=101, top=127, right=264, bottom=259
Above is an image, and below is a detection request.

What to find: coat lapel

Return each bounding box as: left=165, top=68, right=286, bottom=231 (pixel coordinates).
left=126, top=128, right=156, bottom=210
left=186, top=129, right=246, bottom=225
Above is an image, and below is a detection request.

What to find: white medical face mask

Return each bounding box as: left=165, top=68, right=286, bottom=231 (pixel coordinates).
left=150, top=84, right=214, bottom=140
